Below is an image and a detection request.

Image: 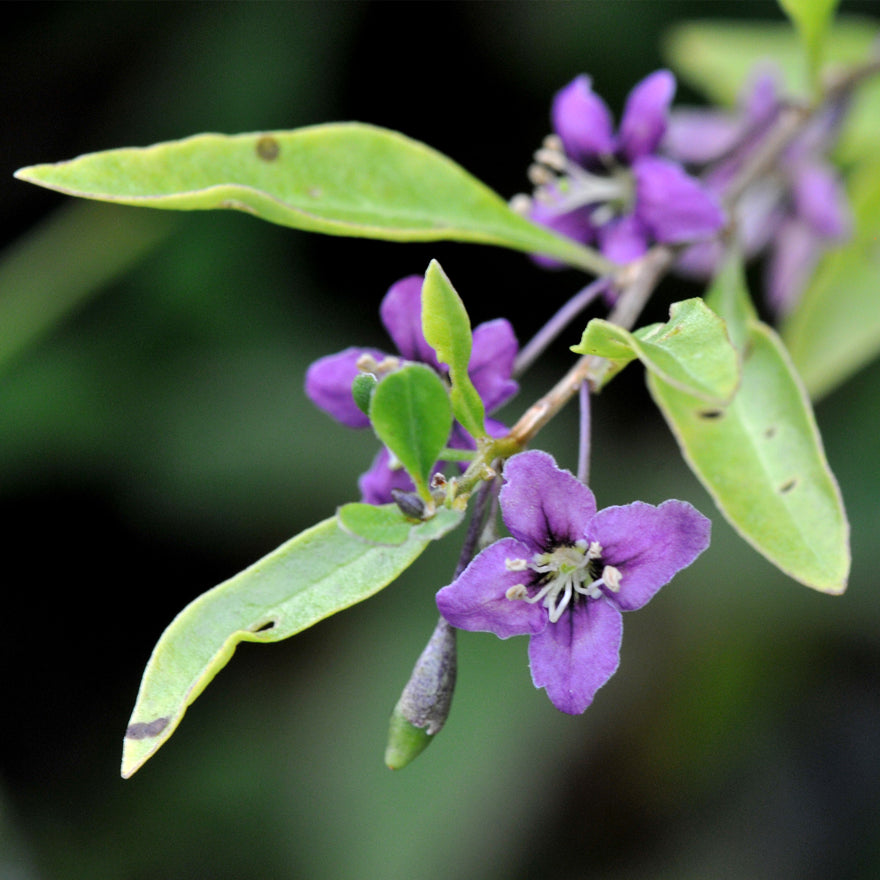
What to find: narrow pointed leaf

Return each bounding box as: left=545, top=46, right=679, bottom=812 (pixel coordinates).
left=369, top=363, right=452, bottom=499
left=648, top=259, right=849, bottom=593
left=572, top=298, right=739, bottom=404
left=421, top=260, right=486, bottom=439
left=122, top=511, right=459, bottom=778
left=776, top=0, right=840, bottom=85
left=782, top=158, right=880, bottom=400
left=15, top=125, right=610, bottom=273
left=663, top=18, right=878, bottom=107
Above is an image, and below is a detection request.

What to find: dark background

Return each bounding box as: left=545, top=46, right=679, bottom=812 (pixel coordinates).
left=2, top=3, right=880, bottom=878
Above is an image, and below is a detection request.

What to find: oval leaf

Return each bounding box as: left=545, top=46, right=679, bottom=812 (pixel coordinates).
left=647, top=320, right=849, bottom=594
left=369, top=363, right=452, bottom=498
left=421, top=260, right=486, bottom=439
left=573, top=298, right=739, bottom=404
left=15, top=125, right=610, bottom=273
left=122, top=511, right=460, bottom=778
left=338, top=502, right=462, bottom=545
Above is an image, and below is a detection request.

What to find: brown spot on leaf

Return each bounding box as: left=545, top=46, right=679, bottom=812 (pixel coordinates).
left=779, top=478, right=797, bottom=494
left=256, top=135, right=280, bottom=161
left=765, top=426, right=777, bottom=439
left=125, top=717, right=170, bottom=740
left=698, top=409, right=724, bottom=419
left=250, top=620, right=276, bottom=633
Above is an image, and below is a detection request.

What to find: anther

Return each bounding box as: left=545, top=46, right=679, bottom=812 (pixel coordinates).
left=603, top=565, right=622, bottom=591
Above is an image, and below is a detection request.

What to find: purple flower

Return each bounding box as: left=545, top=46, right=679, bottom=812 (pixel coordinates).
left=523, top=71, right=724, bottom=266
left=305, top=275, right=519, bottom=504
left=665, top=69, right=851, bottom=314
left=436, top=451, right=710, bottom=714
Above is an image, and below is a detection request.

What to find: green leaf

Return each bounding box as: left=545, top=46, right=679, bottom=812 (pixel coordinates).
left=648, top=260, right=849, bottom=594
left=338, top=502, right=463, bottom=545
left=421, top=260, right=486, bottom=439
left=572, top=298, right=739, bottom=404
left=663, top=17, right=878, bottom=106
left=0, top=201, right=175, bottom=371
left=777, top=0, right=840, bottom=85
left=122, top=511, right=458, bottom=778
left=14, top=124, right=611, bottom=274
left=369, top=363, right=452, bottom=499
left=782, top=158, right=880, bottom=400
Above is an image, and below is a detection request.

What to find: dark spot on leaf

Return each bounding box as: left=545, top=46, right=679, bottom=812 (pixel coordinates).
left=251, top=619, right=277, bottom=633
left=765, top=426, right=777, bottom=439
left=779, top=478, right=797, bottom=494
left=256, top=135, right=280, bottom=161
left=699, top=409, right=724, bottom=419
left=125, top=717, right=170, bottom=740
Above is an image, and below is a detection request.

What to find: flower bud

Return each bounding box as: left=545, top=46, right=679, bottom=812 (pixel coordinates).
left=384, top=618, right=457, bottom=769
left=391, top=488, right=427, bottom=520
left=351, top=372, right=377, bottom=417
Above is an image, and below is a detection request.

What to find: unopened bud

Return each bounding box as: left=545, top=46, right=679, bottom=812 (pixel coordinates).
left=351, top=372, right=378, bottom=416
left=385, top=617, right=457, bottom=770
left=391, top=488, right=427, bottom=520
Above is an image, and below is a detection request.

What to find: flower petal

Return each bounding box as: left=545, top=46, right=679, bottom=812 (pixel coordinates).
left=305, top=346, right=386, bottom=428
left=792, top=161, right=850, bottom=239
left=436, top=538, right=548, bottom=638
left=552, top=75, right=615, bottom=165
left=766, top=217, right=821, bottom=316
left=663, top=108, right=743, bottom=165
left=358, top=447, right=416, bottom=505
left=618, top=69, right=675, bottom=161
left=500, top=451, right=597, bottom=551
left=379, top=275, right=441, bottom=369
left=528, top=199, right=595, bottom=268
left=469, top=319, right=519, bottom=412
left=528, top=598, right=622, bottom=714
left=590, top=499, right=711, bottom=611
left=597, top=213, right=649, bottom=263
left=633, top=156, right=725, bottom=244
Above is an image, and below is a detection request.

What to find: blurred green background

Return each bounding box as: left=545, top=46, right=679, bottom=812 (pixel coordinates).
left=3, top=2, right=880, bottom=878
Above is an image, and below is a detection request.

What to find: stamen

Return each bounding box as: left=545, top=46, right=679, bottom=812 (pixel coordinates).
left=603, top=565, right=622, bottom=591
left=509, top=193, right=532, bottom=215
left=546, top=579, right=573, bottom=622
left=533, top=147, right=569, bottom=174
left=575, top=577, right=606, bottom=600
left=356, top=353, right=401, bottom=377
left=505, top=558, right=529, bottom=572
left=505, top=584, right=529, bottom=601
left=528, top=164, right=555, bottom=186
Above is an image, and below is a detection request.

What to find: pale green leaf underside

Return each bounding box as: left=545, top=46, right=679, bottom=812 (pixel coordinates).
left=122, top=512, right=456, bottom=778
left=338, top=502, right=463, bottom=545
left=648, top=320, right=849, bottom=594
left=782, top=159, right=880, bottom=400
left=421, top=260, right=486, bottom=439
left=15, top=124, right=607, bottom=273
left=573, top=298, right=739, bottom=404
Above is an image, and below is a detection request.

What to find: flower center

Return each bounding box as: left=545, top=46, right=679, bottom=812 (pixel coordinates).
left=504, top=539, right=622, bottom=624
left=521, top=135, right=636, bottom=224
